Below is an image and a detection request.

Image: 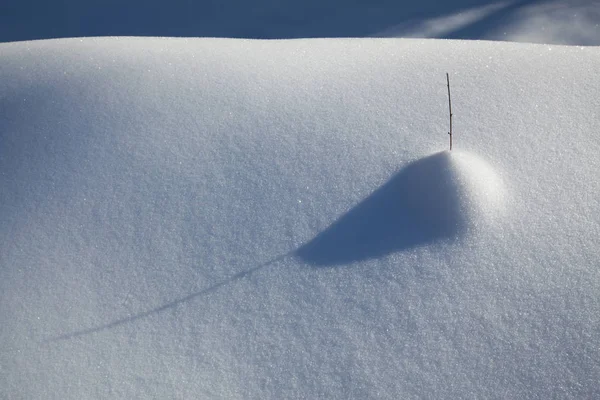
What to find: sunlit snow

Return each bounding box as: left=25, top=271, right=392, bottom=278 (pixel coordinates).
left=1, top=37, right=600, bottom=399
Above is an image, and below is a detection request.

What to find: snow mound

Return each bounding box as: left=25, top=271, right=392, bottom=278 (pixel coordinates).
left=298, top=151, right=505, bottom=265
left=445, top=150, right=506, bottom=223
left=401, top=150, right=506, bottom=230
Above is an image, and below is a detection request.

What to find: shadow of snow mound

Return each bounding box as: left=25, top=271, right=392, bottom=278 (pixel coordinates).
left=297, top=151, right=505, bottom=266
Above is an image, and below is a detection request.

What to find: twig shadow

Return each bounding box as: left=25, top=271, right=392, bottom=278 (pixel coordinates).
left=45, top=253, right=290, bottom=342
left=296, top=152, right=468, bottom=266
left=45, top=152, right=468, bottom=341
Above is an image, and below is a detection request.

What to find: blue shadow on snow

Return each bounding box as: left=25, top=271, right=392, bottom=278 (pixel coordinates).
left=297, top=151, right=468, bottom=266
left=2, top=0, right=537, bottom=43
left=45, top=152, right=468, bottom=341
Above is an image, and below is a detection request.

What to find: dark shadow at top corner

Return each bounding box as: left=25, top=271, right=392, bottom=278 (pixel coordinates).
left=296, top=151, right=468, bottom=267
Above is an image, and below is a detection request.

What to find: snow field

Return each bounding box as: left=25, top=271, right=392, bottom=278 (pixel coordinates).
left=1, top=37, right=600, bottom=399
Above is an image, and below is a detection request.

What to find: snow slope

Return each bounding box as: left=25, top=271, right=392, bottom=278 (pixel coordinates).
left=1, top=37, right=600, bottom=399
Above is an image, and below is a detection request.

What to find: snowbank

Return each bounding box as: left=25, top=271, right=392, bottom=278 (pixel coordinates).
left=1, top=37, right=599, bottom=399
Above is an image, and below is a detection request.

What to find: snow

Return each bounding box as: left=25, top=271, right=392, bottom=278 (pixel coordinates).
left=486, top=0, right=600, bottom=45
left=297, top=151, right=506, bottom=266
left=376, top=0, right=600, bottom=45
left=1, top=37, right=600, bottom=398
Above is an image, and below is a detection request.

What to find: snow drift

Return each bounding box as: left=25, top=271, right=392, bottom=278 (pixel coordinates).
left=1, top=37, right=600, bottom=399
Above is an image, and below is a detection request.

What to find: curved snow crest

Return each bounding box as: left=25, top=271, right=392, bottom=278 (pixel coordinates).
left=445, top=150, right=507, bottom=227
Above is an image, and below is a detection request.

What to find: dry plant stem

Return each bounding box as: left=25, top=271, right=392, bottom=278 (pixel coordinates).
left=446, top=73, right=453, bottom=150
left=447, top=72, right=453, bottom=151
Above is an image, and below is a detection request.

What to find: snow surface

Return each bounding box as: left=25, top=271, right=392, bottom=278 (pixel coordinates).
left=1, top=37, right=600, bottom=398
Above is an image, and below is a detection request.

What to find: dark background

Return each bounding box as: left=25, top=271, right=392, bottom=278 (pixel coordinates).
left=0, top=0, right=547, bottom=42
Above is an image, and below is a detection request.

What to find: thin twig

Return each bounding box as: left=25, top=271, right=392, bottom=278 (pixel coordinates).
left=447, top=73, right=453, bottom=151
